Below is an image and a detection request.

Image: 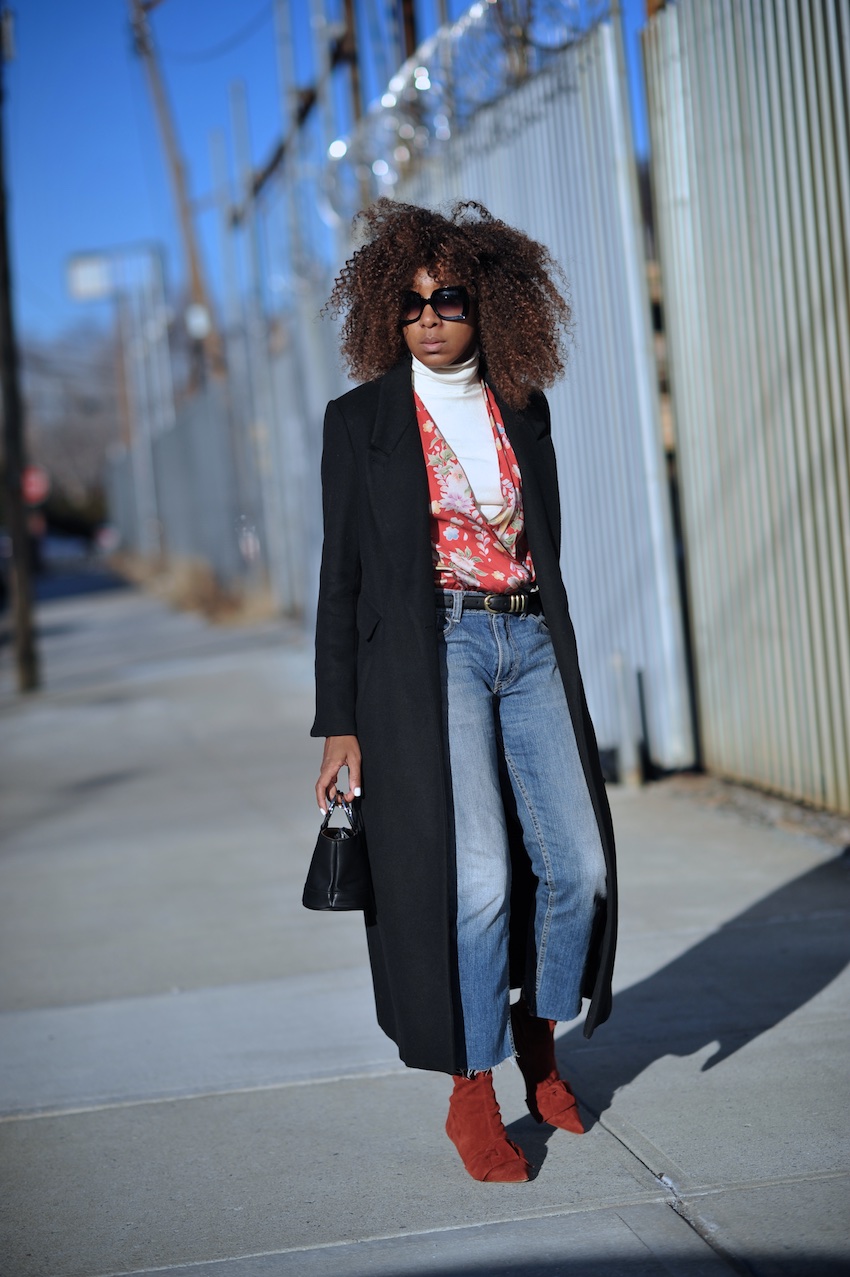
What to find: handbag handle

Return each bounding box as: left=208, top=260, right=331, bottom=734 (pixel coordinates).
left=322, top=795, right=362, bottom=834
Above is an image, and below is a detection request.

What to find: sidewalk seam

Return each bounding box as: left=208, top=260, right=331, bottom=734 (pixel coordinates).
left=87, top=1194, right=674, bottom=1277
left=0, top=1066, right=407, bottom=1122
left=587, top=1102, right=751, bottom=1275
left=666, top=1192, right=758, bottom=1277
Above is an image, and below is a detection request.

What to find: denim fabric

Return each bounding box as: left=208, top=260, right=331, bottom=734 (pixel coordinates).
left=438, top=594, right=607, bottom=1071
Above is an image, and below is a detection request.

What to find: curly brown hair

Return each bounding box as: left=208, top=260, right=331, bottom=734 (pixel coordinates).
left=324, top=198, right=572, bottom=410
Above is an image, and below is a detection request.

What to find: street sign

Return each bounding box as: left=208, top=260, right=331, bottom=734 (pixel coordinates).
left=66, top=253, right=113, bottom=301
left=22, top=464, right=50, bottom=506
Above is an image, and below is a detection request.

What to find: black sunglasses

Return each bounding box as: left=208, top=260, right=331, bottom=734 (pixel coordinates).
left=400, top=286, right=471, bottom=325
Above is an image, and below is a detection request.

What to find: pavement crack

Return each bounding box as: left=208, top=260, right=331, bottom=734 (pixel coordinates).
left=577, top=1095, right=752, bottom=1275
left=664, top=1187, right=760, bottom=1277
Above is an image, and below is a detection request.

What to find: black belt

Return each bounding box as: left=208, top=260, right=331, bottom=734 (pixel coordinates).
left=436, top=589, right=543, bottom=615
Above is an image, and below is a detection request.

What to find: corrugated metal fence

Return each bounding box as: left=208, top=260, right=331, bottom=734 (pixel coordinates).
left=106, top=12, right=696, bottom=776
left=644, top=0, right=850, bottom=813
left=395, top=18, right=695, bottom=773
left=106, top=293, right=344, bottom=621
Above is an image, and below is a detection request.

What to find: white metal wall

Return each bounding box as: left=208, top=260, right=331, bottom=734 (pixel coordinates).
left=398, top=20, right=695, bottom=771
left=644, top=0, right=850, bottom=813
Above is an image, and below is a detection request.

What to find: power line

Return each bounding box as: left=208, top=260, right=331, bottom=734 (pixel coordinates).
left=159, top=2, right=273, bottom=63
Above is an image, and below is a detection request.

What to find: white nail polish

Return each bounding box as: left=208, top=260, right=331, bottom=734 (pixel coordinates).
left=319, top=805, right=326, bottom=815
left=354, top=787, right=361, bottom=797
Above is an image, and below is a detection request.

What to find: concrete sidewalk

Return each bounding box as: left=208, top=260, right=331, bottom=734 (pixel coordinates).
left=1, top=580, right=848, bottom=1277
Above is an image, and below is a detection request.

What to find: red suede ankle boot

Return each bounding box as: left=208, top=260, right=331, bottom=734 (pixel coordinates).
left=446, top=1071, right=531, bottom=1183
left=510, top=998, right=585, bottom=1133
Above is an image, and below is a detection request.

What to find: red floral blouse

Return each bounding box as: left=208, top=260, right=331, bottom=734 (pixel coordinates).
left=414, top=383, right=536, bottom=592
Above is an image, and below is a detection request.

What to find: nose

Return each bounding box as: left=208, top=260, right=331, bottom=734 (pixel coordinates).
left=419, top=304, right=439, bottom=327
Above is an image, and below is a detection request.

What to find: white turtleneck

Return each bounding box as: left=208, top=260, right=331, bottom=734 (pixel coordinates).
left=411, top=351, right=503, bottom=520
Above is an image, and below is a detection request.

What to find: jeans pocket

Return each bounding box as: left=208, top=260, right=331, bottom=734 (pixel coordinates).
left=439, top=611, right=457, bottom=638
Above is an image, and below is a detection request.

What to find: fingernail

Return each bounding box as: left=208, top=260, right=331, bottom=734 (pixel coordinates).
left=354, top=787, right=361, bottom=797
left=319, top=805, right=326, bottom=815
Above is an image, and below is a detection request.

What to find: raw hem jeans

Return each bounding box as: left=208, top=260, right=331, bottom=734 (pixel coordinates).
left=438, top=595, right=607, bottom=1072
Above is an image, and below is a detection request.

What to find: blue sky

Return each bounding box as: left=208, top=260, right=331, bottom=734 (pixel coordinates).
left=7, top=0, right=649, bottom=341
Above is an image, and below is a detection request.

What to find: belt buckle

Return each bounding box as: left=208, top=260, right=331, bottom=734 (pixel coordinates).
left=484, top=593, right=526, bottom=614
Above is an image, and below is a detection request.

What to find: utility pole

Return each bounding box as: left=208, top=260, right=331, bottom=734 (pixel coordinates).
left=127, top=0, right=224, bottom=380
left=341, top=0, right=363, bottom=124
left=0, top=10, right=39, bottom=691
left=339, top=0, right=370, bottom=212
left=399, top=0, right=418, bottom=61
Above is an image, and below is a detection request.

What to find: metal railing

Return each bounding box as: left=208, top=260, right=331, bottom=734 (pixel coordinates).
left=644, top=0, right=850, bottom=813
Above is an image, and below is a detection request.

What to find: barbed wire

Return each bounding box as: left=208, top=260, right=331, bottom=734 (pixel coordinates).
left=324, top=0, right=610, bottom=222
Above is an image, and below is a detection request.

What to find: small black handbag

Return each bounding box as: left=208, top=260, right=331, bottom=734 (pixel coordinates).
left=302, top=797, right=373, bottom=911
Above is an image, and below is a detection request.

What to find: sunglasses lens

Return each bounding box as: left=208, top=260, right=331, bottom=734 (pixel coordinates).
left=433, top=288, right=467, bottom=319
left=401, top=292, right=423, bottom=321
left=400, top=286, right=469, bottom=323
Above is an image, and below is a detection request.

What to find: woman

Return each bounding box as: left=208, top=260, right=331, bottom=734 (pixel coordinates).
left=312, top=199, right=617, bottom=1183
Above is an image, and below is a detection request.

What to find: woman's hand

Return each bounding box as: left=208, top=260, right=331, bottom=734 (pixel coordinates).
left=315, top=735, right=362, bottom=812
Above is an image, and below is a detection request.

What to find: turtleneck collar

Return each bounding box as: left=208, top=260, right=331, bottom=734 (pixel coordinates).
left=411, top=349, right=481, bottom=394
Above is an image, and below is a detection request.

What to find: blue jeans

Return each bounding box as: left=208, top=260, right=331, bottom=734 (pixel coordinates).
left=438, top=594, right=607, bottom=1072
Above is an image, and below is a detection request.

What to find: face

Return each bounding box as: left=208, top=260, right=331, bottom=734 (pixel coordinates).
left=401, top=267, right=478, bottom=368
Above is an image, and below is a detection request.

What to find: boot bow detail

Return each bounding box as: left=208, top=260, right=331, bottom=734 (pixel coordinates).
left=510, top=998, right=586, bottom=1134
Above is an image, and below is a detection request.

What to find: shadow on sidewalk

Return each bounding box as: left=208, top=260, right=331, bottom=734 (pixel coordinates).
left=291, top=1250, right=849, bottom=1277
left=368, top=1263, right=850, bottom=1277
left=506, top=852, right=850, bottom=1167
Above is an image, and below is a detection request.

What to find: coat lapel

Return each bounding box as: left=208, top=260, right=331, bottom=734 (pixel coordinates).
left=369, top=359, right=417, bottom=457
left=494, top=390, right=550, bottom=444
left=367, top=361, right=436, bottom=618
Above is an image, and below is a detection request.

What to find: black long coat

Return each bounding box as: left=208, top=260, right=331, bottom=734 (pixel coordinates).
left=311, top=358, right=617, bottom=1074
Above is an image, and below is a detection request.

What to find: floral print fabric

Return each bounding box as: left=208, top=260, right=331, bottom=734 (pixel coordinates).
left=415, top=383, right=536, bottom=592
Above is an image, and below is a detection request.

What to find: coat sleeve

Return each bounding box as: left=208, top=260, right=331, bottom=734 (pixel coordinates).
left=310, top=399, right=362, bottom=738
